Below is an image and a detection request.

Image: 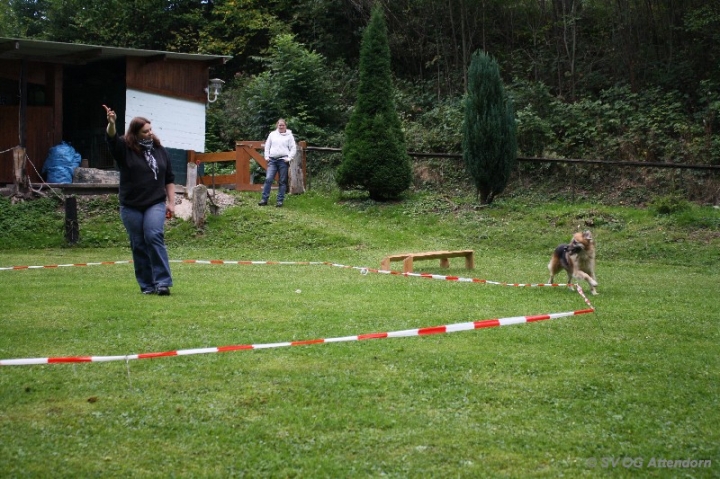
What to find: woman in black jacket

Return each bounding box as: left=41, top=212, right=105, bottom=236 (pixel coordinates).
left=104, top=105, right=175, bottom=296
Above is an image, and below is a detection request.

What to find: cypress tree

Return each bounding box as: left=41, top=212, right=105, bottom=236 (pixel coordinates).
left=336, top=5, right=411, bottom=201
left=462, top=50, right=518, bottom=205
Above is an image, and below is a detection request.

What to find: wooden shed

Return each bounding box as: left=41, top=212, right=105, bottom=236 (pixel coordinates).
left=0, top=37, right=230, bottom=186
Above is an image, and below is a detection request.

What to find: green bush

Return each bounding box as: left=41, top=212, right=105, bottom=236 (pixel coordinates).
left=650, top=195, right=691, bottom=215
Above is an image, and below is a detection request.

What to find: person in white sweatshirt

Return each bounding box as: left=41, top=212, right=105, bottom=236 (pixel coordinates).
left=259, top=118, right=297, bottom=207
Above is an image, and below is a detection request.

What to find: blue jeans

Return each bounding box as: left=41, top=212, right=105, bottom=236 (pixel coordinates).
left=120, top=202, right=173, bottom=292
left=261, top=158, right=288, bottom=204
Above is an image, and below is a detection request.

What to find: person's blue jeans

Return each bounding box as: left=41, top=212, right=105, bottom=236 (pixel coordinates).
left=120, top=202, right=173, bottom=292
left=261, top=158, right=289, bottom=204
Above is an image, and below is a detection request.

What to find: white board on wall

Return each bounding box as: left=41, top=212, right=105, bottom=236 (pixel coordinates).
left=125, top=89, right=206, bottom=152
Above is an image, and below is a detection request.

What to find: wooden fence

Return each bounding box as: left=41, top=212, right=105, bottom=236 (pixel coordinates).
left=187, top=140, right=307, bottom=193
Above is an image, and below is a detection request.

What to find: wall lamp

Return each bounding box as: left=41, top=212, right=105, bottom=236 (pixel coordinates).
left=205, top=78, right=225, bottom=103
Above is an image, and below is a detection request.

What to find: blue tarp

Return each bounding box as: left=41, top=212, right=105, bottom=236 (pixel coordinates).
left=42, top=142, right=81, bottom=183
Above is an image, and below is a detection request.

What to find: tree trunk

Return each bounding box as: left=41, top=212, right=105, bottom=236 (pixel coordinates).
left=289, top=143, right=305, bottom=195
left=192, top=184, right=208, bottom=228
left=480, top=186, right=494, bottom=205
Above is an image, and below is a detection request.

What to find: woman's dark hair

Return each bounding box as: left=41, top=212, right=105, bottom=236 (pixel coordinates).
left=124, top=117, right=162, bottom=153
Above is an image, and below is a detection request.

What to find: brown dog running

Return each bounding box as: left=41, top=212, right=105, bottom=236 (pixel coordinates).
left=548, top=230, right=598, bottom=295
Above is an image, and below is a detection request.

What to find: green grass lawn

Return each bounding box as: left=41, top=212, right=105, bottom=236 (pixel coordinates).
left=0, top=191, right=718, bottom=477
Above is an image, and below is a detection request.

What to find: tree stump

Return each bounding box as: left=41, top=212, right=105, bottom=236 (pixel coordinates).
left=289, top=147, right=305, bottom=194
left=192, top=184, right=208, bottom=228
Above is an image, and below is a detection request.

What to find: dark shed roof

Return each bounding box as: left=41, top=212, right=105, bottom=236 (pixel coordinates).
left=0, top=37, right=231, bottom=66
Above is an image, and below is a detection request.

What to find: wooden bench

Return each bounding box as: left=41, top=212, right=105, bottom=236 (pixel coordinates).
left=381, top=250, right=474, bottom=273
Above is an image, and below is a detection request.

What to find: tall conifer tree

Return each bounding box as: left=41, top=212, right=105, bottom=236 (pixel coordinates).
left=462, top=50, right=517, bottom=205
left=336, top=5, right=411, bottom=201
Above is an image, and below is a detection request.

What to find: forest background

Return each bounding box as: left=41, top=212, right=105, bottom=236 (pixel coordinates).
left=2, top=0, right=719, bottom=204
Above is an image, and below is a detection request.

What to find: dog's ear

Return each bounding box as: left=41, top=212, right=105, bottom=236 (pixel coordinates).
left=583, top=230, right=593, bottom=241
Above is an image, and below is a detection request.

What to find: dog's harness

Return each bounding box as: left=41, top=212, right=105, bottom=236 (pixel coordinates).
left=556, top=241, right=581, bottom=270
left=559, top=245, right=571, bottom=269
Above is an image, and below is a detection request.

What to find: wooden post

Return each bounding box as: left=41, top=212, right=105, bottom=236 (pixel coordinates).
left=192, top=184, right=208, bottom=228
left=236, top=142, right=251, bottom=187
left=20, top=61, right=27, bottom=148
left=65, top=196, right=79, bottom=244
left=289, top=140, right=306, bottom=194
left=186, top=162, right=197, bottom=199
left=13, top=146, right=28, bottom=194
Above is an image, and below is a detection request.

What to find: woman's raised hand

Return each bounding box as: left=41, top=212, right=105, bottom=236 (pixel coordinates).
left=103, top=104, right=116, bottom=124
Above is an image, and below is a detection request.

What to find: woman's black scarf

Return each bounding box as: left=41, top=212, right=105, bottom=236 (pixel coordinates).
left=138, top=138, right=158, bottom=180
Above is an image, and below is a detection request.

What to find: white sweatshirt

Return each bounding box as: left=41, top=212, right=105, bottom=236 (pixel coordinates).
left=264, top=129, right=297, bottom=162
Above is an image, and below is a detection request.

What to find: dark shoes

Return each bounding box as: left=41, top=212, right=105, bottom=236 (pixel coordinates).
left=140, top=286, right=170, bottom=296
left=258, top=201, right=268, bottom=206
left=276, top=203, right=283, bottom=208
left=142, top=286, right=170, bottom=295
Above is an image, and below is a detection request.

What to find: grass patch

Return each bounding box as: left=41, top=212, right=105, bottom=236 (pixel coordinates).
left=1, top=190, right=718, bottom=477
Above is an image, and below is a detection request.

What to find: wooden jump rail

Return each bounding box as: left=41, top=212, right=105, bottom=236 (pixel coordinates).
left=381, top=250, right=475, bottom=273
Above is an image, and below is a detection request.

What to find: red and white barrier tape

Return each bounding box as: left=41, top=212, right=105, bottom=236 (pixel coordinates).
left=0, top=258, right=584, bottom=287
left=174, top=260, right=597, bottom=310
left=0, top=309, right=594, bottom=366
left=0, top=260, right=133, bottom=271
left=0, top=258, right=596, bottom=366
left=1, top=258, right=596, bottom=309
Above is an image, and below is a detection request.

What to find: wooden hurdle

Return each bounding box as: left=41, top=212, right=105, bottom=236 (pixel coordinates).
left=380, top=250, right=474, bottom=273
